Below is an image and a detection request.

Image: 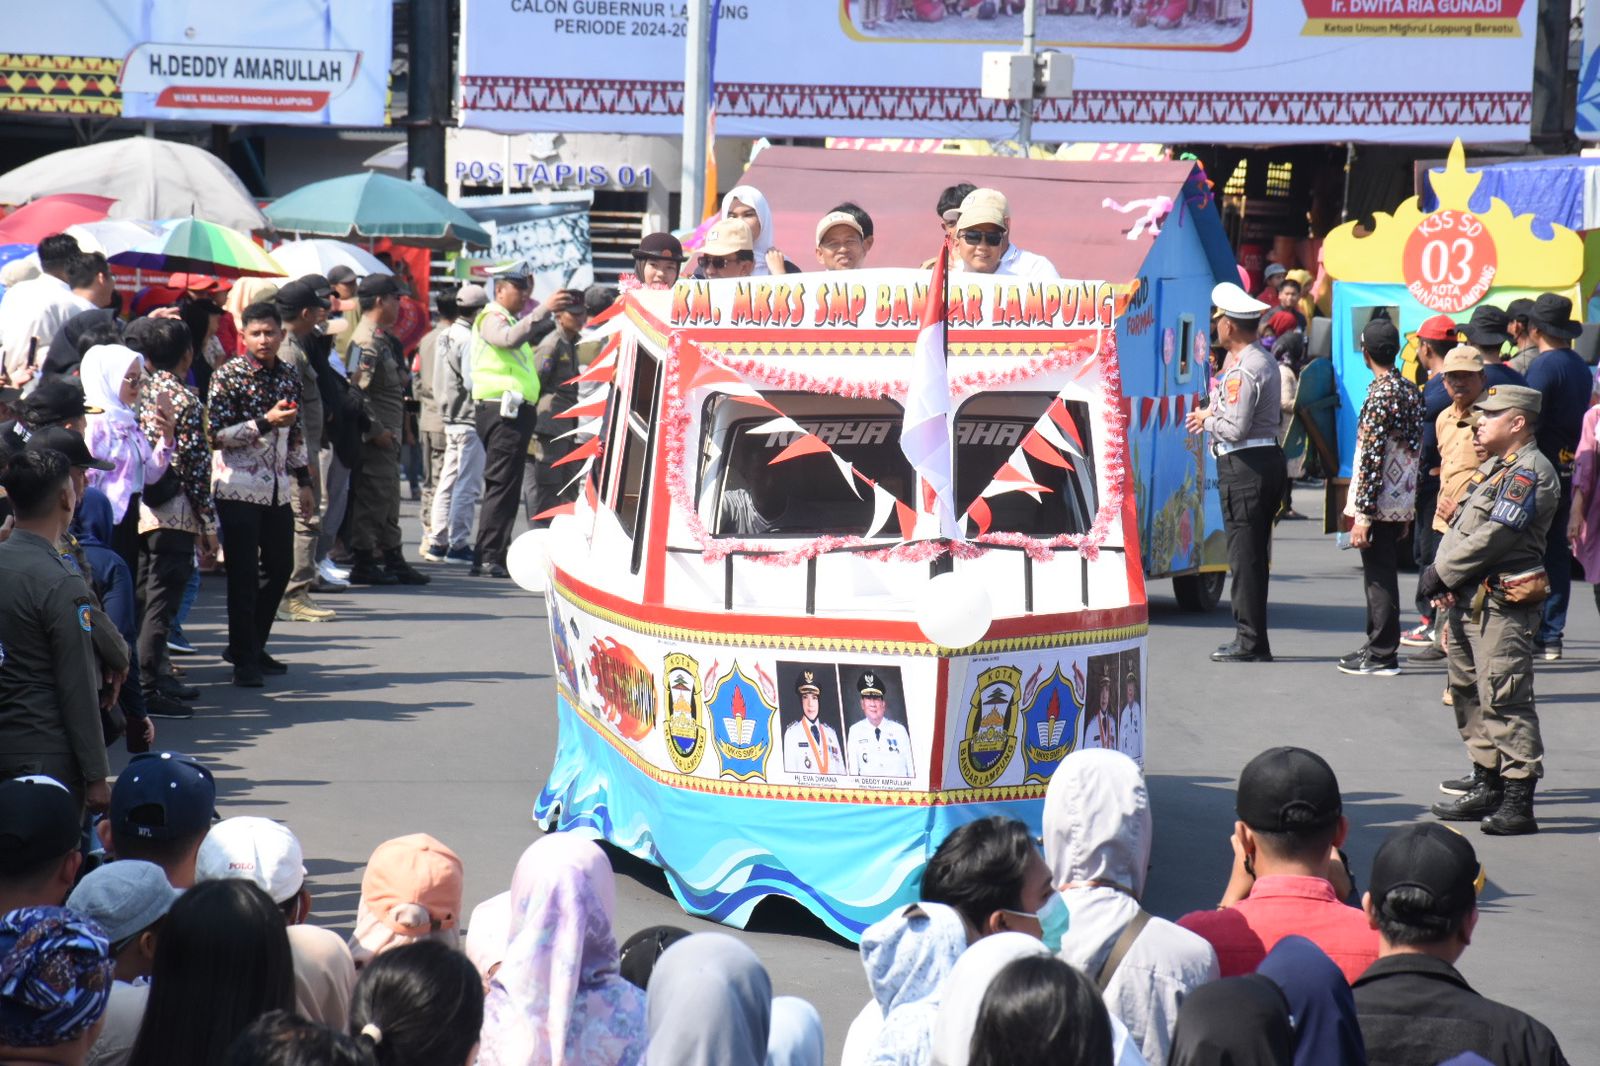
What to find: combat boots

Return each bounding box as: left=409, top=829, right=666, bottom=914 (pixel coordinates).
left=1481, top=778, right=1539, bottom=836
left=383, top=549, right=431, bottom=586
left=1430, top=765, right=1503, bottom=821
left=348, top=551, right=399, bottom=585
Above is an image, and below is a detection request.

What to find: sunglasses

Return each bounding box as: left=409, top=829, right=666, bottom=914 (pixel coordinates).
left=702, top=256, right=739, bottom=269
left=959, top=229, right=1007, bottom=247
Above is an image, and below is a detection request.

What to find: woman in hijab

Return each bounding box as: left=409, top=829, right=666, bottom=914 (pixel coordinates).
left=720, top=186, right=795, bottom=276
left=645, top=933, right=772, bottom=1066
left=853, top=902, right=967, bottom=1066
left=82, top=342, right=173, bottom=575
left=288, top=924, right=359, bottom=1030
left=478, top=834, right=646, bottom=1066
left=766, top=997, right=824, bottom=1066
left=1255, top=936, right=1366, bottom=1066
left=1167, top=976, right=1293, bottom=1066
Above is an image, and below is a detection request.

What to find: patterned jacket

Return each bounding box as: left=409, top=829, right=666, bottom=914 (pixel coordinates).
left=138, top=369, right=215, bottom=535
left=1350, top=371, right=1424, bottom=520
left=207, top=351, right=308, bottom=507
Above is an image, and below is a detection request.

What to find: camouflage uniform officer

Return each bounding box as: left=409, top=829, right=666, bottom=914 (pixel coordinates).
left=1421, top=385, right=1556, bottom=836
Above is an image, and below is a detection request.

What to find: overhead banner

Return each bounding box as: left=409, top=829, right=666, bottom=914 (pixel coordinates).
left=459, top=1, right=1535, bottom=144
left=1, top=0, right=390, bottom=126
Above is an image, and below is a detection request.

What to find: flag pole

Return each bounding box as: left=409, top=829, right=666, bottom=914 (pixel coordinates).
left=932, top=242, right=954, bottom=575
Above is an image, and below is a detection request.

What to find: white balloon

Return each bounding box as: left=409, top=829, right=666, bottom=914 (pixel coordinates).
left=916, top=570, right=995, bottom=648
left=506, top=530, right=550, bottom=593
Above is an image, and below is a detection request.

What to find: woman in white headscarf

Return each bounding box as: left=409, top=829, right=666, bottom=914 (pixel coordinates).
left=720, top=186, right=794, bottom=277
left=81, top=342, right=173, bottom=573
left=844, top=901, right=967, bottom=1066
left=645, top=932, right=772, bottom=1066
left=765, top=997, right=824, bottom=1066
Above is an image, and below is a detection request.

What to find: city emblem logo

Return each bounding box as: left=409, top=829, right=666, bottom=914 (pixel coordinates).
left=708, top=663, right=775, bottom=782
left=1022, top=665, right=1082, bottom=784
left=661, top=651, right=708, bottom=775
left=959, top=666, right=1020, bottom=788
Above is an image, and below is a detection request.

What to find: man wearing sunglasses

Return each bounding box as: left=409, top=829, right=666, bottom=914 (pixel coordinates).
left=946, top=187, right=1058, bottom=280
left=696, top=219, right=758, bottom=280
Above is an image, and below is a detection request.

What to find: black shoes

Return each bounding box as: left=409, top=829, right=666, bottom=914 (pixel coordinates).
left=223, top=649, right=288, bottom=675
left=1481, top=778, right=1539, bottom=836
left=349, top=557, right=400, bottom=585
left=383, top=551, right=431, bottom=586
left=157, top=675, right=200, bottom=700
left=471, top=562, right=510, bottom=579
left=1431, top=765, right=1503, bottom=821
left=1438, top=767, right=1479, bottom=795
left=144, top=691, right=195, bottom=719
left=1407, top=643, right=1447, bottom=663
left=233, top=667, right=264, bottom=688
left=1212, top=642, right=1272, bottom=663
left=1337, top=651, right=1400, bottom=677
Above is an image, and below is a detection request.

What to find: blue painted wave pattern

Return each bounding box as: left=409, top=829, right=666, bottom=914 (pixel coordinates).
left=534, top=693, right=1045, bottom=942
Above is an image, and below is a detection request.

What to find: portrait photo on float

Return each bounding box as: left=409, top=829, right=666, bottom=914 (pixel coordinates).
left=1080, top=652, right=1125, bottom=754
left=837, top=664, right=915, bottom=779
left=777, top=661, right=848, bottom=778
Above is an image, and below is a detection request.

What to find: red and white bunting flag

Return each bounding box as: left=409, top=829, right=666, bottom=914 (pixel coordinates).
left=531, top=502, right=576, bottom=522
left=769, top=434, right=831, bottom=465
left=865, top=483, right=898, bottom=538
left=966, top=496, right=993, bottom=536
left=832, top=453, right=862, bottom=498
left=555, top=398, right=608, bottom=420
left=553, top=436, right=602, bottom=467
left=899, top=245, right=958, bottom=540
left=1022, top=429, right=1071, bottom=470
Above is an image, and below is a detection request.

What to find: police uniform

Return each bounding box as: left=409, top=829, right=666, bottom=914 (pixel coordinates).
left=0, top=528, right=110, bottom=797
left=1201, top=284, right=1286, bottom=662
left=781, top=671, right=844, bottom=775
left=347, top=275, right=425, bottom=584
left=846, top=671, right=914, bottom=778
left=1423, top=385, right=1557, bottom=836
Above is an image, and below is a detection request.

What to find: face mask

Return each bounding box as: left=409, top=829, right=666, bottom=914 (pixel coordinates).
left=1036, top=892, right=1071, bottom=953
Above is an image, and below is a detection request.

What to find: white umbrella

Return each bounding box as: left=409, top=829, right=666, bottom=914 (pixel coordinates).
left=64, top=219, right=160, bottom=258
left=0, top=137, right=266, bottom=231
left=269, top=239, right=393, bottom=280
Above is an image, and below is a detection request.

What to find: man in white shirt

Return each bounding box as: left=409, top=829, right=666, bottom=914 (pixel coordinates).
left=946, top=188, right=1059, bottom=281
left=0, top=236, right=100, bottom=391
left=1117, top=672, right=1144, bottom=765
left=846, top=670, right=914, bottom=778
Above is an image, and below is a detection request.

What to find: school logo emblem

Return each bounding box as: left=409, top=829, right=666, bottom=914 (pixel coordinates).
left=1022, top=666, right=1082, bottom=784
left=959, top=666, right=1020, bottom=788
left=708, top=663, right=775, bottom=782
left=661, top=652, right=708, bottom=775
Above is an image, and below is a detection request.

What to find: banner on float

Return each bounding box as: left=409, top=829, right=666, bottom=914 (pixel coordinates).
left=1, top=0, right=390, bottom=125
left=459, top=1, right=1534, bottom=144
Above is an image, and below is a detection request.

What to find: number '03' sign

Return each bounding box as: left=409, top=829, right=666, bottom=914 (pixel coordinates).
left=1402, top=210, right=1498, bottom=314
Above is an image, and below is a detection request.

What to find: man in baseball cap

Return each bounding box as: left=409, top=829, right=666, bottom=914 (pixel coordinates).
left=0, top=777, right=82, bottom=911
left=18, top=377, right=99, bottom=434
left=100, top=750, right=217, bottom=888
left=1177, top=747, right=1378, bottom=981
left=697, top=219, right=756, bottom=280
left=947, top=187, right=1058, bottom=280
left=64, top=860, right=177, bottom=1062
left=814, top=209, right=869, bottom=272
left=25, top=425, right=113, bottom=474
left=1353, top=824, right=1566, bottom=1061
left=196, top=815, right=311, bottom=924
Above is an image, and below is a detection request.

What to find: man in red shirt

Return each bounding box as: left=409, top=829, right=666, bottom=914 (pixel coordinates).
left=1177, top=746, right=1379, bottom=982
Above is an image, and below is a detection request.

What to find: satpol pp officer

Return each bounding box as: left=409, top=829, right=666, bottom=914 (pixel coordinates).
left=1420, top=385, right=1556, bottom=836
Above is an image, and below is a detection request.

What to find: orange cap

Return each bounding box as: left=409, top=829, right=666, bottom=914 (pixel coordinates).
left=358, top=833, right=464, bottom=936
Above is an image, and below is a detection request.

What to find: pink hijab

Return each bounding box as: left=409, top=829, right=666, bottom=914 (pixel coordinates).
left=477, top=835, right=646, bottom=1066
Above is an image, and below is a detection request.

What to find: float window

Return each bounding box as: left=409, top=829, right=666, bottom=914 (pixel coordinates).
left=954, top=393, right=1097, bottom=536
left=616, top=351, right=661, bottom=566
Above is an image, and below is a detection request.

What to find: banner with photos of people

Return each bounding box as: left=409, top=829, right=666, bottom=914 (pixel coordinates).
left=456, top=190, right=596, bottom=295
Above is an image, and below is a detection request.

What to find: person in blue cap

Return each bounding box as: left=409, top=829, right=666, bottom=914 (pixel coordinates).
left=96, top=750, right=217, bottom=888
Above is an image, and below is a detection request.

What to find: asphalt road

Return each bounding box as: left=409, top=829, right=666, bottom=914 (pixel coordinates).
left=119, top=493, right=1600, bottom=1061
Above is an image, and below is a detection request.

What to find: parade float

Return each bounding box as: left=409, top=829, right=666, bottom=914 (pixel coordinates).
left=524, top=264, right=1149, bottom=939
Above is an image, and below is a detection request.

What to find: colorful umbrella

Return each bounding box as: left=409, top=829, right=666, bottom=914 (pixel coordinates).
left=0, top=194, right=114, bottom=246
left=109, top=218, right=284, bottom=278
left=269, top=239, right=393, bottom=280
left=63, top=219, right=160, bottom=259
left=263, top=172, right=491, bottom=248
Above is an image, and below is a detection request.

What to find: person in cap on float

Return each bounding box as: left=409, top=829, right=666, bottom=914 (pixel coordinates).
left=720, top=185, right=794, bottom=276
left=1184, top=283, right=1285, bottom=663
left=1420, top=384, right=1558, bottom=836
left=1521, top=293, right=1591, bottom=662
left=696, top=219, right=758, bottom=280
left=814, top=207, right=872, bottom=272
left=1504, top=297, right=1537, bottom=374
left=0, top=451, right=111, bottom=809
left=67, top=860, right=181, bottom=1066
left=272, top=278, right=338, bottom=622
left=1336, top=318, right=1424, bottom=678
left=1254, top=261, right=1287, bottom=305
left=845, top=671, right=914, bottom=778
left=631, top=232, right=687, bottom=290
left=0, top=777, right=84, bottom=912
left=781, top=669, right=845, bottom=775
left=426, top=284, right=487, bottom=566
left=349, top=833, right=465, bottom=968
left=1352, top=824, right=1567, bottom=1063
left=99, top=750, right=217, bottom=888
left=1177, top=746, right=1376, bottom=983
left=345, top=273, right=428, bottom=588
left=0, top=906, right=114, bottom=1066
left=946, top=188, right=1059, bottom=280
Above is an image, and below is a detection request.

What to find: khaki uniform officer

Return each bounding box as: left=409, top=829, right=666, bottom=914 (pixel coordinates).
left=347, top=274, right=428, bottom=587
left=1421, top=385, right=1556, bottom=836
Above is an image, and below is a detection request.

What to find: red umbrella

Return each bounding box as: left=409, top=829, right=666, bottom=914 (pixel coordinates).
left=0, top=194, right=115, bottom=246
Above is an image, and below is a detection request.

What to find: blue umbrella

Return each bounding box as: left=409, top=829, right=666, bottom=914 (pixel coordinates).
left=263, top=172, right=491, bottom=248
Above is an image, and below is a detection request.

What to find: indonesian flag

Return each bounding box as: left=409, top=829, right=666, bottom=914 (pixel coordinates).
left=899, top=245, right=958, bottom=540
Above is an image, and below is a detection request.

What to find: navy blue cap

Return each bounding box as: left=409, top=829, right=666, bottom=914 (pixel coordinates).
left=0, top=777, right=80, bottom=874
left=494, top=262, right=534, bottom=287
left=109, top=752, right=217, bottom=841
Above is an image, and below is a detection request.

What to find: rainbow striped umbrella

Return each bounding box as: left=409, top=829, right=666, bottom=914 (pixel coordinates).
left=109, top=218, right=284, bottom=278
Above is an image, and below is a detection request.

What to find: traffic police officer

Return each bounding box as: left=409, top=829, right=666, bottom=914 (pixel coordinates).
left=846, top=671, right=914, bottom=778
left=0, top=448, right=111, bottom=809
left=782, top=670, right=844, bottom=775
left=347, top=274, right=428, bottom=586
left=1421, top=384, right=1556, bottom=836
left=1185, top=282, right=1286, bottom=662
